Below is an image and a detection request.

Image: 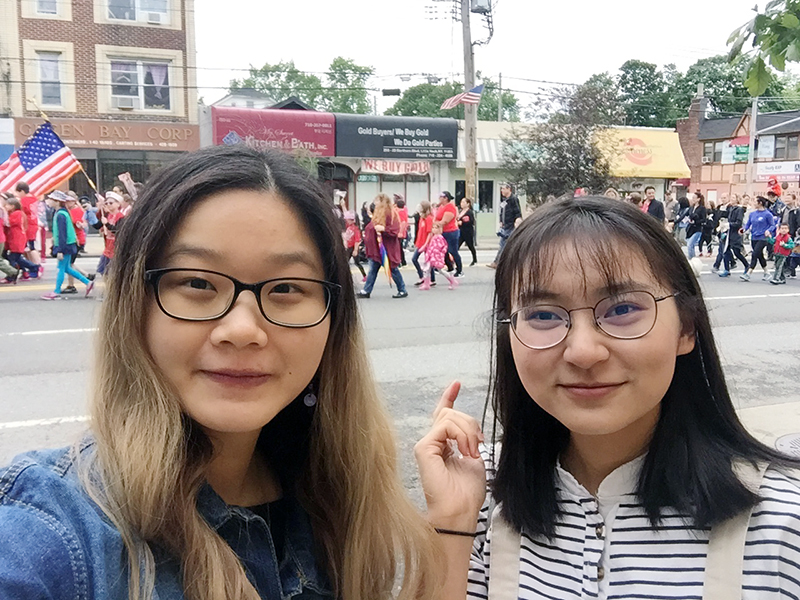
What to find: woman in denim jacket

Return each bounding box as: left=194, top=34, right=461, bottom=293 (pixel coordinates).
left=0, top=146, right=443, bottom=600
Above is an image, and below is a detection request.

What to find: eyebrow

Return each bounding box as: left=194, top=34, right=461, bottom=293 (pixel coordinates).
left=519, top=280, right=658, bottom=305
left=163, top=245, right=320, bottom=271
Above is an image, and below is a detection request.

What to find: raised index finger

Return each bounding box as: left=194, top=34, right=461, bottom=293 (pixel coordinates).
left=432, top=380, right=461, bottom=420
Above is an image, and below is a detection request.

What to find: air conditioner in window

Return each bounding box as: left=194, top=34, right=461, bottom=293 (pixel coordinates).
left=112, top=96, right=139, bottom=110
left=702, top=157, right=712, bottom=164
left=146, top=12, right=163, bottom=24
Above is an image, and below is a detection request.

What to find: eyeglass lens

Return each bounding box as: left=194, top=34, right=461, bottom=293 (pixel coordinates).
left=511, top=291, right=658, bottom=349
left=155, top=270, right=330, bottom=326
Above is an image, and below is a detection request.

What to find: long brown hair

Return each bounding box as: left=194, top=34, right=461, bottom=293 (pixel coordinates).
left=78, top=145, right=442, bottom=600
left=371, top=193, right=397, bottom=227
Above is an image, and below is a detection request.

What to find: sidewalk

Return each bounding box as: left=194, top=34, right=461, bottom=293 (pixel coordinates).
left=738, top=403, right=800, bottom=456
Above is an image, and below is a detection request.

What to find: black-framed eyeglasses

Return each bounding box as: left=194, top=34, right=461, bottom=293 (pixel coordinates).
left=144, top=268, right=340, bottom=328
left=498, top=290, right=676, bottom=350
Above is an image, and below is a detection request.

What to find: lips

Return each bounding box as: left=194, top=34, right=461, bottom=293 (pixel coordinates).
left=200, top=369, right=272, bottom=388
left=558, top=382, right=625, bottom=399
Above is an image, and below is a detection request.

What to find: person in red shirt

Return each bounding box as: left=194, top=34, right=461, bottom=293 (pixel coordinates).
left=14, top=181, right=42, bottom=267
left=356, top=193, right=407, bottom=299
left=93, top=192, right=125, bottom=276
left=770, top=223, right=793, bottom=284
left=412, top=200, right=435, bottom=286
left=434, top=191, right=462, bottom=277
left=393, top=194, right=409, bottom=267
left=4, top=197, right=39, bottom=280
left=0, top=193, right=20, bottom=282
left=342, top=211, right=366, bottom=281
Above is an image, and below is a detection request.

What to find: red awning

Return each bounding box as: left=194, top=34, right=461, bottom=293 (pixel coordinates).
left=729, top=136, right=750, bottom=147
left=672, top=178, right=691, bottom=186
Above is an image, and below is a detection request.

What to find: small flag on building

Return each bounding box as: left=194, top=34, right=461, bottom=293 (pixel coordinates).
left=0, top=122, right=82, bottom=196
left=440, top=84, right=485, bottom=110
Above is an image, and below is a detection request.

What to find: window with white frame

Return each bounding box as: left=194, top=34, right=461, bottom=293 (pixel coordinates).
left=108, top=0, right=169, bottom=24
left=37, top=0, right=58, bottom=14
left=38, top=52, right=62, bottom=106
left=111, top=60, right=171, bottom=110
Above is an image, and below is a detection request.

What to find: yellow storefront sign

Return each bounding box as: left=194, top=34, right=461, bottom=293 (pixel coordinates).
left=600, top=127, right=690, bottom=179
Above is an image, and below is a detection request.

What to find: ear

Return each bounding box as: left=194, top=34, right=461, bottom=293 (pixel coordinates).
left=677, top=330, right=695, bottom=357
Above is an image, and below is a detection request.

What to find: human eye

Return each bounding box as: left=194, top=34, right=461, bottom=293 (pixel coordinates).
left=600, top=296, right=649, bottom=323
left=163, top=272, right=220, bottom=296
left=265, top=279, right=313, bottom=302
left=520, top=306, right=565, bottom=329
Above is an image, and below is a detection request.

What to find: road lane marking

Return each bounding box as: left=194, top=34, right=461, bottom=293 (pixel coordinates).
left=0, top=284, right=53, bottom=293
left=0, top=415, right=89, bottom=430
left=0, top=328, right=97, bottom=337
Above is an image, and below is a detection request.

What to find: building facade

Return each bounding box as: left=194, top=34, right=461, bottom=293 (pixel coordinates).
left=677, top=96, right=800, bottom=202
left=0, top=0, right=199, bottom=196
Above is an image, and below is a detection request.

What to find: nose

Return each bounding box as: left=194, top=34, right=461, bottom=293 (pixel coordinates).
left=209, top=291, right=269, bottom=349
left=561, top=309, right=610, bottom=369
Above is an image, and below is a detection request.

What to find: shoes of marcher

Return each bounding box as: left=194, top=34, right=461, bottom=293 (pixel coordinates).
left=85, top=280, right=95, bottom=298
left=392, top=290, right=409, bottom=299
left=356, top=290, right=370, bottom=299
left=469, top=261, right=477, bottom=266
left=740, top=272, right=750, bottom=281
left=87, top=273, right=96, bottom=281
left=762, top=273, right=770, bottom=281
left=487, top=262, right=497, bottom=269
left=711, top=267, right=719, bottom=274
left=40, top=292, right=62, bottom=300
left=718, top=271, right=730, bottom=277
left=454, top=272, right=464, bottom=278
left=413, top=279, right=424, bottom=286
left=61, top=285, right=78, bottom=294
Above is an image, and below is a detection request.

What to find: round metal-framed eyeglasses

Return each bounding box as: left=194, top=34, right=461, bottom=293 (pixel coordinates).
left=145, top=268, right=341, bottom=328
left=498, top=290, right=676, bottom=350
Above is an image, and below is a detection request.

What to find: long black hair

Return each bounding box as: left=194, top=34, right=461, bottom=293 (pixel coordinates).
left=488, top=196, right=799, bottom=538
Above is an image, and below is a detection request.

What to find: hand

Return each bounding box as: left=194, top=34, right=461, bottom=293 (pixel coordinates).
left=101, top=217, right=108, bottom=225
left=56, top=252, right=63, bottom=261
left=118, top=172, right=133, bottom=183
left=374, top=224, right=385, bottom=233
left=415, top=381, right=486, bottom=530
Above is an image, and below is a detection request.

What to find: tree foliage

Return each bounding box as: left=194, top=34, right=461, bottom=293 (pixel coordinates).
left=502, top=84, right=618, bottom=204
left=229, top=57, right=374, bottom=114
left=617, top=60, right=676, bottom=128
left=385, top=75, right=520, bottom=121
left=728, top=0, right=800, bottom=96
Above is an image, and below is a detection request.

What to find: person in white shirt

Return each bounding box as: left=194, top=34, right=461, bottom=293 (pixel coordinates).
left=416, top=195, right=800, bottom=600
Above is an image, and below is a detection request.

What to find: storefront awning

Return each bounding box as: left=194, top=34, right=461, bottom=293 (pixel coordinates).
left=602, top=128, right=690, bottom=179
left=729, top=136, right=750, bottom=147
left=456, top=138, right=504, bottom=168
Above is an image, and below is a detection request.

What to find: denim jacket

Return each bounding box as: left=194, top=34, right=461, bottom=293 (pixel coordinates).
left=0, top=442, right=334, bottom=599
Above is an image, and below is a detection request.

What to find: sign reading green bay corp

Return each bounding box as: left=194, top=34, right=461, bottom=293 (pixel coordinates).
left=335, top=114, right=457, bottom=160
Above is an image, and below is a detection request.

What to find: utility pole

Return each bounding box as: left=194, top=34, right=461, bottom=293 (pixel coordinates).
left=461, top=0, right=478, bottom=201
left=497, top=73, right=503, bottom=122
left=746, top=96, right=758, bottom=197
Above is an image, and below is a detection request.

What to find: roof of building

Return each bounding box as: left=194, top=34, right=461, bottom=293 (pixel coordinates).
left=754, top=109, right=800, bottom=135
left=698, top=108, right=800, bottom=140
left=698, top=116, right=739, bottom=141
left=270, top=96, right=315, bottom=111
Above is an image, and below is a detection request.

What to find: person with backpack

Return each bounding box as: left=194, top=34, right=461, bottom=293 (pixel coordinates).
left=40, top=191, right=94, bottom=300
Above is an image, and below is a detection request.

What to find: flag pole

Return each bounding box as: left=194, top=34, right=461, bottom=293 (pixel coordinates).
left=27, top=97, right=99, bottom=193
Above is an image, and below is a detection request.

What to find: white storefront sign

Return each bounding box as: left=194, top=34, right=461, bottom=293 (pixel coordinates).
left=756, top=160, right=800, bottom=182
left=758, top=135, right=776, bottom=159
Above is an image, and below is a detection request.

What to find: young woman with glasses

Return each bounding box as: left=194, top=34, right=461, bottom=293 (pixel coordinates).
left=0, top=146, right=443, bottom=600
left=416, top=196, right=800, bottom=599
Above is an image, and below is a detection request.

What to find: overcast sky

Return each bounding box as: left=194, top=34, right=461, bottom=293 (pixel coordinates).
left=194, top=0, right=772, bottom=114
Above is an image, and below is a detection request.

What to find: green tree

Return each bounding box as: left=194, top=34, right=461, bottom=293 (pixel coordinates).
left=385, top=75, right=520, bottom=121
left=230, top=60, right=324, bottom=108
left=617, top=60, right=676, bottom=127
left=322, top=57, right=374, bottom=114
left=672, top=54, right=794, bottom=114
left=728, top=0, right=800, bottom=95
left=501, top=83, right=619, bottom=203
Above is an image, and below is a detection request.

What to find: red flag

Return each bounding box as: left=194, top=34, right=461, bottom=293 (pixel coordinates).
left=0, top=122, right=82, bottom=196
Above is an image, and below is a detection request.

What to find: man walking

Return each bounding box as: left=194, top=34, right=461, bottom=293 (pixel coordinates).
left=488, top=183, right=521, bottom=269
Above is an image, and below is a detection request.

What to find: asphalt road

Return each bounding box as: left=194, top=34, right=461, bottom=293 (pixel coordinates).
left=1, top=250, right=799, bottom=506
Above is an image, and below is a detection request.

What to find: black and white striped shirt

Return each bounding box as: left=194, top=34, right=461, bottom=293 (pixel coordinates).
left=468, top=455, right=800, bottom=599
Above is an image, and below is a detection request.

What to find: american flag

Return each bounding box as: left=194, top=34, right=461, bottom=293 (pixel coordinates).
left=0, top=122, right=82, bottom=196
left=440, top=84, right=485, bottom=110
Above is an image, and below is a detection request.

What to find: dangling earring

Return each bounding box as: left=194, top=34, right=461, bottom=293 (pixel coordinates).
left=303, top=383, right=317, bottom=407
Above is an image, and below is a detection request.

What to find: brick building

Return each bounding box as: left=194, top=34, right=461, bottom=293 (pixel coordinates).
left=677, top=95, right=800, bottom=203
left=0, top=0, right=199, bottom=196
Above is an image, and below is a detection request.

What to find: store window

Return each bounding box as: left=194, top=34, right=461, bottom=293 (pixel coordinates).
left=788, top=135, right=799, bottom=160
left=775, top=136, right=787, bottom=159
left=108, top=0, right=169, bottom=23
left=111, top=60, right=170, bottom=110
left=98, top=150, right=180, bottom=192
left=38, top=52, right=62, bottom=106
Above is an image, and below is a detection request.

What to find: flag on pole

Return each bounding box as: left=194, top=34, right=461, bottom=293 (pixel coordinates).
left=440, top=84, right=485, bottom=110
left=0, top=122, right=82, bottom=196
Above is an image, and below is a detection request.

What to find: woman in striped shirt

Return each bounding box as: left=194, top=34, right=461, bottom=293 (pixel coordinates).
left=416, top=196, right=800, bottom=600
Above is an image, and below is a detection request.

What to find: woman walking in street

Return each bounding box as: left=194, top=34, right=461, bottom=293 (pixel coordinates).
left=357, top=193, right=408, bottom=298
left=740, top=196, right=777, bottom=281
left=686, top=192, right=707, bottom=259
left=412, top=200, right=435, bottom=287
left=416, top=196, right=800, bottom=600
left=458, top=197, right=478, bottom=267
left=0, top=146, right=442, bottom=599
